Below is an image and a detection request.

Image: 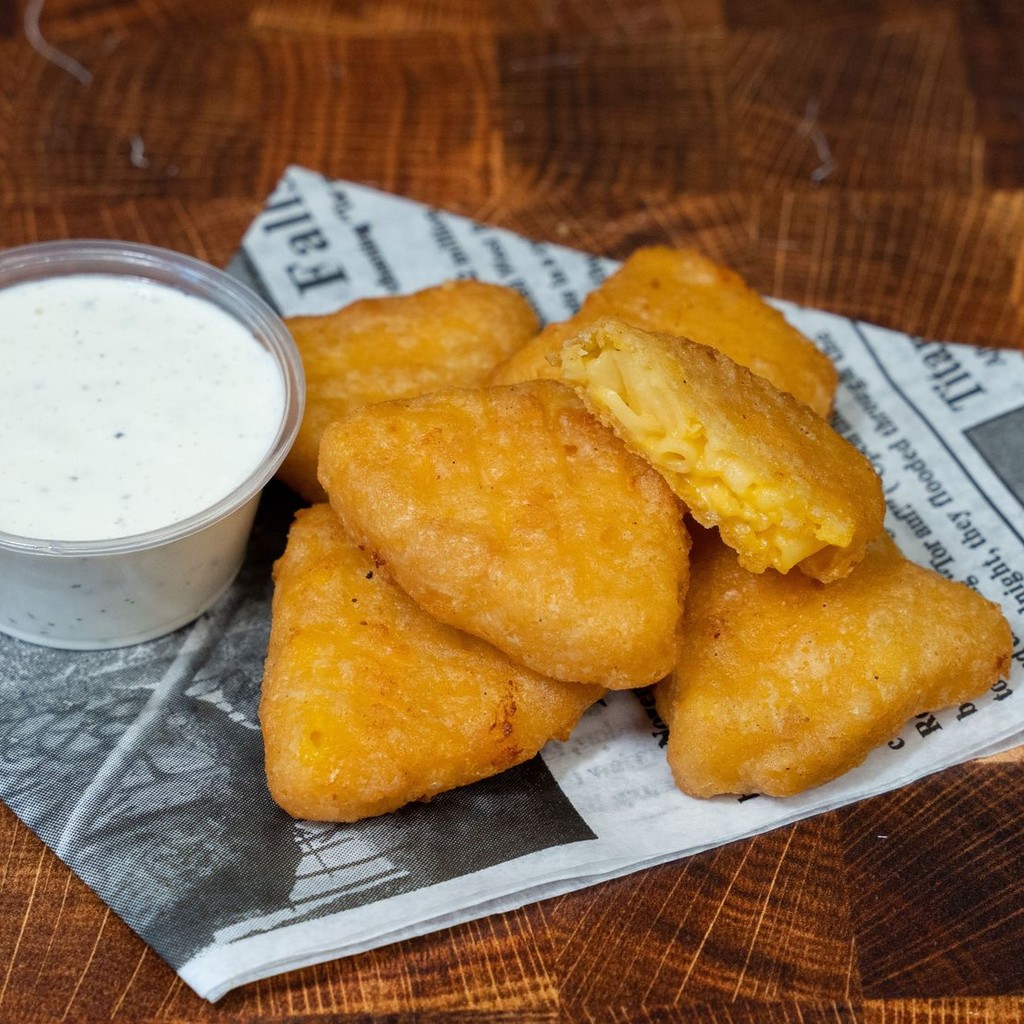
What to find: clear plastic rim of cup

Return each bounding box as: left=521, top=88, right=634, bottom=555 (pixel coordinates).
left=0, top=239, right=305, bottom=557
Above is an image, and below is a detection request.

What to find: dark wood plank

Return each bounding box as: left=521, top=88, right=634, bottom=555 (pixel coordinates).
left=864, top=999, right=1024, bottom=1023
left=19, top=0, right=252, bottom=38
left=249, top=0, right=726, bottom=37
left=0, top=196, right=260, bottom=268
left=553, top=817, right=859, bottom=1014
left=724, top=0, right=955, bottom=30
left=724, top=17, right=980, bottom=191
left=563, top=1005, right=864, bottom=1023
left=839, top=765, right=1024, bottom=999
left=2, top=0, right=1024, bottom=1018
left=498, top=30, right=734, bottom=198
left=960, top=0, right=1024, bottom=188
left=3, top=15, right=997, bottom=205
left=0, top=29, right=507, bottom=206
left=744, top=190, right=1024, bottom=347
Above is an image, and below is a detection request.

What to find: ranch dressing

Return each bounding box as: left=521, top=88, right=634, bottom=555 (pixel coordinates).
left=0, top=274, right=285, bottom=541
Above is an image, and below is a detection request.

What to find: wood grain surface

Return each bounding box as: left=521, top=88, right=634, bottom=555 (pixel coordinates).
left=2, top=1, right=1024, bottom=1021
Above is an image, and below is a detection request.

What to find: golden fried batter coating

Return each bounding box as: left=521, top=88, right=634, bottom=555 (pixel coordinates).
left=280, top=280, right=538, bottom=502
left=559, top=318, right=884, bottom=582
left=260, top=504, right=604, bottom=821
left=489, top=246, right=837, bottom=416
left=318, top=380, right=690, bottom=689
left=655, top=528, right=1014, bottom=798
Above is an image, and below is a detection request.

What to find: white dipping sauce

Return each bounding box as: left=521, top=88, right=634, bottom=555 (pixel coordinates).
left=0, top=274, right=285, bottom=541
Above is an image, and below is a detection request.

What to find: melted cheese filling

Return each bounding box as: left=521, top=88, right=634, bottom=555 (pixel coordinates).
left=566, top=341, right=839, bottom=572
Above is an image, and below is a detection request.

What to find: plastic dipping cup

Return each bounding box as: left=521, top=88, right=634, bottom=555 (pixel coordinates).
left=0, top=240, right=305, bottom=649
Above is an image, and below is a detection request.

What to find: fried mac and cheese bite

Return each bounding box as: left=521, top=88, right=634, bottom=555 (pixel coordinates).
left=489, top=246, right=837, bottom=416
left=260, top=504, right=603, bottom=822
left=280, top=280, right=538, bottom=502
left=655, top=529, right=1014, bottom=799
left=559, top=318, right=884, bottom=582
left=318, top=380, right=690, bottom=689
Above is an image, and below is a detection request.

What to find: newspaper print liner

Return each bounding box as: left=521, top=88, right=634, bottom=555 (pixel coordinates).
left=0, top=166, right=1021, bottom=1001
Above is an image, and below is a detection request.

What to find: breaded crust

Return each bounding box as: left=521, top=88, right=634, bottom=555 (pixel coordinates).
left=655, top=529, right=1014, bottom=798
left=280, top=280, right=538, bottom=502
left=318, top=380, right=690, bottom=689
left=560, top=318, right=884, bottom=582
left=489, top=246, right=837, bottom=416
left=260, top=504, right=604, bottom=821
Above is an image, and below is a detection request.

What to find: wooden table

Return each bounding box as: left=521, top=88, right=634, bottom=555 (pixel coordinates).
left=2, top=1, right=1024, bottom=1020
